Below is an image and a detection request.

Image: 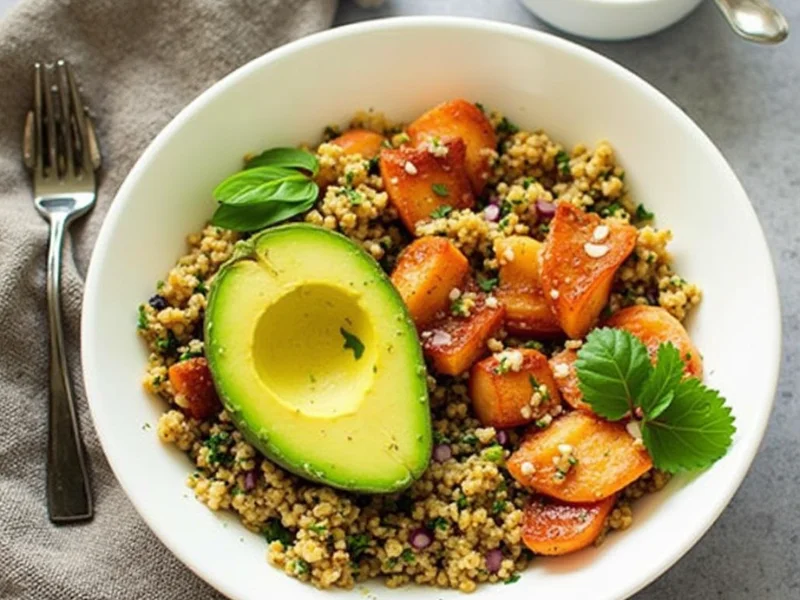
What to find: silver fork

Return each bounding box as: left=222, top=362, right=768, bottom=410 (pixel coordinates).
left=23, top=60, right=101, bottom=523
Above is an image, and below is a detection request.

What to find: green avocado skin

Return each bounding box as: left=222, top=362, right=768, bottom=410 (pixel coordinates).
left=205, top=224, right=432, bottom=493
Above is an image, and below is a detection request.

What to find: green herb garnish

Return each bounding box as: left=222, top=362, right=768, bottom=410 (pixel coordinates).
left=505, top=574, right=521, bottom=585
left=575, top=329, right=735, bottom=472
left=496, top=117, right=519, bottom=135
left=430, top=204, right=453, bottom=219
left=636, top=203, right=655, bottom=222
left=401, top=548, right=415, bottom=563
left=347, top=534, right=370, bottom=560
left=432, top=183, right=449, bottom=197
left=600, top=202, right=624, bottom=218
left=204, top=432, right=233, bottom=466
left=178, top=349, right=204, bottom=362
left=309, top=523, right=327, bottom=535
left=293, top=559, right=310, bottom=575
left=429, top=517, right=449, bottom=531
left=210, top=148, right=319, bottom=232
left=555, top=150, right=571, bottom=176
left=262, top=518, right=294, bottom=546
left=477, top=274, right=499, bottom=292
left=481, top=445, right=504, bottom=464
left=491, top=499, right=507, bottom=515
left=137, top=305, right=148, bottom=329
left=340, top=327, right=365, bottom=360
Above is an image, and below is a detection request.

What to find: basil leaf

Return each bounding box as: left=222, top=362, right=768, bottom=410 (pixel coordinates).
left=641, top=378, right=736, bottom=473
left=245, top=147, right=319, bottom=176
left=637, top=343, right=684, bottom=419
left=214, top=168, right=310, bottom=206
left=575, top=328, right=652, bottom=420
left=210, top=197, right=315, bottom=232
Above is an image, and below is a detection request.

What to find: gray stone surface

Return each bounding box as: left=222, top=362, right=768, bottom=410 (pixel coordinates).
left=335, top=2, right=800, bottom=598
left=1, top=0, right=796, bottom=597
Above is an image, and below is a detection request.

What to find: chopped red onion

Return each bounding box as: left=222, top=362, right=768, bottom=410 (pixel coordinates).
left=244, top=470, right=258, bottom=491
left=484, top=204, right=500, bottom=222
left=433, top=444, right=452, bottom=463
left=495, top=430, right=509, bottom=446
left=536, top=199, right=556, bottom=219
left=409, top=527, right=433, bottom=549
left=485, top=548, right=503, bottom=573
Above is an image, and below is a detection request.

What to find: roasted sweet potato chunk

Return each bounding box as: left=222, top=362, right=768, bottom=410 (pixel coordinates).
left=407, top=99, right=497, bottom=194
left=606, top=305, right=703, bottom=378
left=168, top=357, right=221, bottom=421
left=421, top=293, right=505, bottom=376
left=329, top=129, right=387, bottom=159
left=540, top=203, right=637, bottom=339
left=522, top=495, right=617, bottom=556
left=470, top=348, right=562, bottom=428
left=494, top=236, right=561, bottom=336
left=391, top=237, right=470, bottom=327
left=380, top=140, right=474, bottom=232
left=549, top=349, right=592, bottom=412
left=507, top=411, right=652, bottom=502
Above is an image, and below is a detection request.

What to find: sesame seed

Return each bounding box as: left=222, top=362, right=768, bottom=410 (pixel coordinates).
left=520, top=405, right=532, bottom=419
left=553, top=363, right=570, bottom=378
left=404, top=161, right=418, bottom=175
left=503, top=247, right=515, bottom=262
left=390, top=177, right=399, bottom=184
left=557, top=443, right=573, bottom=454
left=584, top=242, right=610, bottom=258
left=485, top=296, right=499, bottom=309
left=449, top=288, right=461, bottom=301
left=592, top=225, right=610, bottom=241
left=549, top=289, right=560, bottom=300
left=520, top=461, right=535, bottom=475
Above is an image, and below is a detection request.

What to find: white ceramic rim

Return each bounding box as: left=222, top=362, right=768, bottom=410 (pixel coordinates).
left=82, top=16, right=782, bottom=600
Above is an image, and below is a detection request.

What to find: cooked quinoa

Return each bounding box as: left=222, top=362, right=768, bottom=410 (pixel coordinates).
left=139, top=108, right=695, bottom=592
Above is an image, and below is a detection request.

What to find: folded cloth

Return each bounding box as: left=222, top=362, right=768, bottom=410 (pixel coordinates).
left=0, top=1, right=337, bottom=597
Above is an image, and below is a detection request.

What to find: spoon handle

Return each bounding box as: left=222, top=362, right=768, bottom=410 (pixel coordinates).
left=714, top=0, right=789, bottom=44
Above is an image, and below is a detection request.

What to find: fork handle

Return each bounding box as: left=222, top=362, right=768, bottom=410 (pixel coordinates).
left=46, top=213, right=93, bottom=523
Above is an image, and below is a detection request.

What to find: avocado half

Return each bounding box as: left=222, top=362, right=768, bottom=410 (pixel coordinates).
left=205, top=224, right=432, bottom=493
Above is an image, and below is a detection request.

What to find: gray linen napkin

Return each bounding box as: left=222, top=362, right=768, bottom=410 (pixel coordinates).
left=0, top=1, right=337, bottom=597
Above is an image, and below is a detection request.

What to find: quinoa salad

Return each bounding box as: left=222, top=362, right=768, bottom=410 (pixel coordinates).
left=136, top=100, right=721, bottom=593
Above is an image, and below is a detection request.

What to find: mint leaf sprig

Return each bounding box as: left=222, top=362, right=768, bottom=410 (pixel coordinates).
left=575, top=328, right=735, bottom=473
left=211, top=147, right=319, bottom=232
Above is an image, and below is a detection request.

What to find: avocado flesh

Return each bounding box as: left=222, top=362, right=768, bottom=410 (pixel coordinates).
left=205, top=224, right=432, bottom=493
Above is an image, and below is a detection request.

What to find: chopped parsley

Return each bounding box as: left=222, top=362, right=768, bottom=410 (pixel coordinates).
left=429, top=517, right=449, bottom=531
left=401, top=548, right=416, bottom=563
left=293, top=559, right=310, bottom=575
left=344, top=187, right=363, bottom=205
left=522, top=176, right=536, bottom=189
left=431, top=183, right=449, bottom=197
left=555, top=150, right=571, bottom=176
left=178, top=349, right=203, bottom=362
left=496, top=116, right=519, bottom=135
left=481, top=445, right=504, bottom=464
left=600, top=202, right=625, bottom=218
left=491, top=499, right=507, bottom=515
left=262, top=518, right=294, bottom=546
left=477, top=274, right=499, bottom=292
left=636, top=203, right=655, bottom=222
left=474, top=102, right=486, bottom=113
left=136, top=305, right=148, bottom=330
left=505, top=574, right=521, bottom=585
left=204, top=432, right=233, bottom=466
left=155, top=331, right=179, bottom=354
left=432, top=431, right=450, bottom=445
left=368, top=155, right=380, bottom=174
left=194, top=281, right=208, bottom=295
left=524, top=340, right=544, bottom=351
left=347, top=534, right=370, bottom=560
left=456, top=495, right=469, bottom=509
left=460, top=432, right=479, bottom=446
left=450, top=296, right=468, bottom=317
left=340, top=327, right=365, bottom=360
left=308, top=523, right=327, bottom=535
left=430, top=204, right=453, bottom=219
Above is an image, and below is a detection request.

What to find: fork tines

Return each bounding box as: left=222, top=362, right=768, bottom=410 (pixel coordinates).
left=24, top=60, right=101, bottom=181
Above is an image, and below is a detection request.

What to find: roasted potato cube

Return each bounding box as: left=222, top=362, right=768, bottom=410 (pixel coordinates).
left=407, top=99, right=497, bottom=194
left=330, top=129, right=386, bottom=159
left=391, top=237, right=470, bottom=327
left=507, top=411, right=652, bottom=503
left=540, top=203, right=637, bottom=339
left=606, top=305, right=703, bottom=378
left=168, top=357, right=221, bottom=421
left=421, top=292, right=505, bottom=376
left=549, top=349, right=592, bottom=413
left=469, top=348, right=562, bottom=428
left=522, top=495, right=617, bottom=556
left=495, top=236, right=561, bottom=336
left=380, top=139, right=474, bottom=232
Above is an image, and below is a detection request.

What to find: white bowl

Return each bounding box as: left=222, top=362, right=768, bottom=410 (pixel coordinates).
left=519, top=0, right=705, bottom=41
left=82, top=16, right=780, bottom=600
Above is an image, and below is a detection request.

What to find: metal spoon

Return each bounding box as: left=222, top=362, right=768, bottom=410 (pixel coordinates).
left=714, top=0, right=789, bottom=44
